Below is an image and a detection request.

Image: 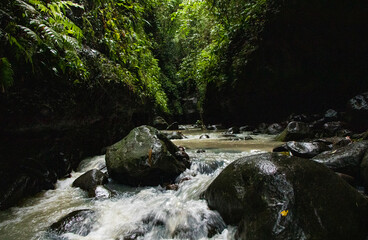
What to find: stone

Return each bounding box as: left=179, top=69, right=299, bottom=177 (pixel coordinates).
left=312, top=141, right=368, bottom=178
left=105, top=126, right=190, bottom=186
left=266, top=123, right=284, bottom=135
left=72, top=169, right=108, bottom=193
left=275, top=121, right=312, bottom=141
left=347, top=92, right=368, bottom=131
left=49, top=209, right=96, bottom=236
left=153, top=116, right=169, bottom=130
left=203, top=152, right=368, bottom=240
left=284, top=141, right=330, bottom=158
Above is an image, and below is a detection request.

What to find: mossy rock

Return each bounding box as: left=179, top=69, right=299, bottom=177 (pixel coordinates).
left=105, top=125, right=190, bottom=186
left=204, top=152, right=368, bottom=240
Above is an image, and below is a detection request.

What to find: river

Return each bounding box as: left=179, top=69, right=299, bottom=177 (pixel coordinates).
left=0, top=128, right=282, bottom=240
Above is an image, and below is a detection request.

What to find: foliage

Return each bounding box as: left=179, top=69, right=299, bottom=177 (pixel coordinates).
left=0, top=57, right=14, bottom=93
left=0, top=0, right=169, bottom=112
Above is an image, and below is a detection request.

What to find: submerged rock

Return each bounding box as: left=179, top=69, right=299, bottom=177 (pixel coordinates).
left=203, top=152, right=368, bottom=240
left=106, top=126, right=190, bottom=186
left=49, top=209, right=96, bottom=237
left=312, top=141, right=368, bottom=178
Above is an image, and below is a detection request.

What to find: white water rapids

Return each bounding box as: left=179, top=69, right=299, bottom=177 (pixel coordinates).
left=0, top=130, right=281, bottom=240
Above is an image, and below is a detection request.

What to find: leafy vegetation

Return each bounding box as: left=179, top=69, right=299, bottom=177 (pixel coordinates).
left=0, top=0, right=169, bottom=111
left=0, top=0, right=269, bottom=118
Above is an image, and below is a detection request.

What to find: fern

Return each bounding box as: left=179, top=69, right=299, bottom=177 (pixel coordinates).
left=18, top=25, right=41, bottom=43
left=0, top=58, right=14, bottom=93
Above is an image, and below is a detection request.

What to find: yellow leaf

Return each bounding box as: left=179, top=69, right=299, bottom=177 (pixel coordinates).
left=280, top=210, right=288, bottom=217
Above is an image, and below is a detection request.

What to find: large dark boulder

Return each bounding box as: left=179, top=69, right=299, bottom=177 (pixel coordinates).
left=72, top=169, right=108, bottom=197
left=105, top=126, right=190, bottom=186
left=203, top=153, right=368, bottom=240
left=312, top=141, right=368, bottom=178
left=275, top=121, right=312, bottom=141
left=48, top=209, right=96, bottom=237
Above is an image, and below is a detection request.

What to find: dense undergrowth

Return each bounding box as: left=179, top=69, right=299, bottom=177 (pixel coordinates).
left=0, top=0, right=270, bottom=119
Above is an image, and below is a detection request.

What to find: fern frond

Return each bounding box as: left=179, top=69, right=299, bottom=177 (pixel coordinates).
left=0, top=58, right=14, bottom=92
left=62, top=34, right=81, bottom=50
left=15, top=0, right=37, bottom=14
left=18, top=25, right=41, bottom=43
left=39, top=23, right=63, bottom=48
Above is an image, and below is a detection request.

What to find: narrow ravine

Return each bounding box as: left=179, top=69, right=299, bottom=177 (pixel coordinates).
left=0, top=130, right=281, bottom=240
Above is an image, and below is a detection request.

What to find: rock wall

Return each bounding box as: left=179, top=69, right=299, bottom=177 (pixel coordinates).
left=204, top=0, right=368, bottom=125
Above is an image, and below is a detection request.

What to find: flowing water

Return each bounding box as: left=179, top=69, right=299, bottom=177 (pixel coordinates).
left=0, top=129, right=282, bottom=240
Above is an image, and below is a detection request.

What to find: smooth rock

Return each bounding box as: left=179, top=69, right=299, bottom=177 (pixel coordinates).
left=49, top=209, right=96, bottom=236
left=204, top=152, right=368, bottom=240
left=106, top=126, right=190, bottom=186
left=312, top=141, right=368, bottom=177
left=72, top=169, right=108, bottom=193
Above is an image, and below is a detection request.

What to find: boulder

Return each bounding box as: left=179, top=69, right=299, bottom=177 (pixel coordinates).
left=49, top=209, right=96, bottom=236
left=347, top=92, right=368, bottom=131
left=322, top=121, right=345, bottom=136
left=275, top=121, right=312, bottom=141
left=167, top=122, right=179, bottom=130
left=359, top=150, right=368, bottom=193
left=274, top=141, right=330, bottom=158
left=312, top=141, right=368, bottom=177
left=203, top=153, right=368, bottom=240
left=324, top=109, right=339, bottom=120
left=105, top=126, right=190, bottom=186
left=225, top=127, right=240, bottom=134
left=166, top=131, right=185, bottom=140
left=153, top=116, right=169, bottom=130
left=266, top=123, right=284, bottom=135
left=72, top=169, right=108, bottom=193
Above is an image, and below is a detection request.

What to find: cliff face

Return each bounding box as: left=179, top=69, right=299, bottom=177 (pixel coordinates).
left=204, top=0, right=368, bottom=125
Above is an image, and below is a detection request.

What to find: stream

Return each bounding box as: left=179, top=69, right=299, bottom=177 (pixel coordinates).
left=0, top=129, right=282, bottom=240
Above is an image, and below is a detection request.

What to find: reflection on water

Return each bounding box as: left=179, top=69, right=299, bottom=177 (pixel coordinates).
left=0, top=131, right=280, bottom=240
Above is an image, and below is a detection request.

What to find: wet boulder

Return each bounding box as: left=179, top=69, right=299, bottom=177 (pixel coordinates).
left=312, top=141, right=368, bottom=178
left=106, top=126, right=190, bottom=186
left=166, top=131, right=185, bottom=140
left=49, top=209, right=96, bottom=236
left=204, top=153, right=368, bottom=240
left=225, top=127, right=240, bottom=134
left=273, top=141, right=331, bottom=158
left=72, top=169, right=108, bottom=193
left=153, top=116, right=169, bottom=130
left=324, top=109, right=339, bottom=121
left=347, top=92, right=368, bottom=131
left=275, top=121, right=312, bottom=141
left=322, top=121, right=345, bottom=137
left=266, top=123, right=284, bottom=135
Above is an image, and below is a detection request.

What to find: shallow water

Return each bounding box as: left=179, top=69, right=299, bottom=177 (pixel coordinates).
left=0, top=131, right=280, bottom=240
